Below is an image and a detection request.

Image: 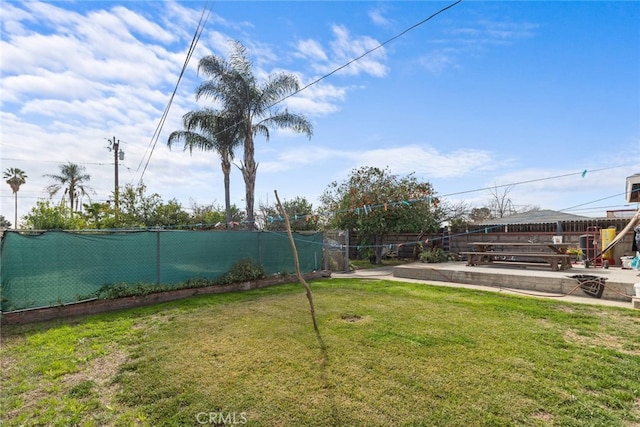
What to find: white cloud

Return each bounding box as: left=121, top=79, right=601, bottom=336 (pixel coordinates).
left=259, top=144, right=501, bottom=180
left=418, top=49, right=460, bottom=74
left=356, top=145, right=500, bottom=179
left=111, top=6, right=176, bottom=43
left=369, top=8, right=392, bottom=28
left=293, top=24, right=388, bottom=78
left=328, top=25, right=388, bottom=77
left=260, top=146, right=343, bottom=173
left=419, top=17, right=540, bottom=74
left=295, top=39, right=328, bottom=62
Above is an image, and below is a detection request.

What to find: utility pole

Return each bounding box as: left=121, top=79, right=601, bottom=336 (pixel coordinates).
left=108, top=137, right=124, bottom=219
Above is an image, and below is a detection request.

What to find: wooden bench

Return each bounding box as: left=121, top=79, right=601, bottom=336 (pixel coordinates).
left=460, top=251, right=572, bottom=271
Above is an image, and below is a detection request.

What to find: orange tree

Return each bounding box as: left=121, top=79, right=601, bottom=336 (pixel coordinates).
left=319, top=166, right=444, bottom=264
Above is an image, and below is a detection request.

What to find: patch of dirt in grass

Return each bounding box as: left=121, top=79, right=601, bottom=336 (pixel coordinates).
left=563, top=330, right=640, bottom=356
left=63, top=347, right=128, bottom=407
left=339, top=313, right=366, bottom=323
left=555, top=306, right=577, bottom=314
left=0, top=353, right=18, bottom=376
left=530, top=410, right=554, bottom=424
left=132, top=313, right=175, bottom=331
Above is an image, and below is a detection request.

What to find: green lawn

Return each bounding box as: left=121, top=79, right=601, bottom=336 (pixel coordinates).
left=2, top=279, right=639, bottom=426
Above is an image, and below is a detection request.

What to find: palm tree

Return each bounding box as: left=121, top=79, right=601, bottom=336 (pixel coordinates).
left=3, top=167, right=27, bottom=229
left=44, top=162, right=94, bottom=213
left=195, top=40, right=313, bottom=228
left=168, top=109, right=242, bottom=228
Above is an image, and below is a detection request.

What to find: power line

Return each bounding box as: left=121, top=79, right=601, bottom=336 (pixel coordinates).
left=0, top=158, right=117, bottom=167
left=439, top=164, right=635, bottom=198
left=560, top=193, right=630, bottom=212
left=135, top=1, right=213, bottom=183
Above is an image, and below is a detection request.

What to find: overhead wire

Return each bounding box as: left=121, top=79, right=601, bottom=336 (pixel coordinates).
left=438, top=164, right=634, bottom=199
left=135, top=0, right=213, bottom=184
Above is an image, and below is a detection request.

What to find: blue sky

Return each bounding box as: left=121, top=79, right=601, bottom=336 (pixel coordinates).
left=1, top=0, right=639, bottom=225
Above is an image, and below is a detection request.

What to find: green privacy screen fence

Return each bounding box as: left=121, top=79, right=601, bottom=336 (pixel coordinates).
left=0, top=230, right=323, bottom=313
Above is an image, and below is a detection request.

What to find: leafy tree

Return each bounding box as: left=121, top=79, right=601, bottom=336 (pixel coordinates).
left=259, top=196, right=319, bottom=231
left=44, top=162, right=94, bottom=213
left=168, top=109, right=242, bottom=229
left=83, top=202, right=117, bottom=229
left=4, top=167, right=27, bottom=229
left=189, top=201, right=244, bottom=228
left=320, top=166, right=444, bottom=264
left=155, top=199, right=191, bottom=227
left=0, top=215, right=12, bottom=229
left=196, top=40, right=313, bottom=227
left=117, top=183, right=162, bottom=227
left=189, top=201, right=226, bottom=228
left=24, top=200, right=87, bottom=230
left=116, top=183, right=192, bottom=228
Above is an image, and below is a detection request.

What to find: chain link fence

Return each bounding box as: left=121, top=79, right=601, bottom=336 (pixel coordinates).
left=0, top=230, right=323, bottom=313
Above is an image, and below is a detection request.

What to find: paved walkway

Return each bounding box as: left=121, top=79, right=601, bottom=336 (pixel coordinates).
left=332, top=263, right=639, bottom=309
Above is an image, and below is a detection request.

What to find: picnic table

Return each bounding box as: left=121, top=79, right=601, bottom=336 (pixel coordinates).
left=460, top=242, right=572, bottom=271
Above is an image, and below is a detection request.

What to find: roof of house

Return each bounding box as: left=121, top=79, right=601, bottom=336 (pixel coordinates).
left=476, top=209, right=591, bottom=226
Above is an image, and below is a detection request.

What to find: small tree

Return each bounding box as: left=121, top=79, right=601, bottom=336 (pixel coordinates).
left=488, top=184, right=516, bottom=219
left=3, top=167, right=27, bottom=229
left=320, top=166, right=444, bottom=264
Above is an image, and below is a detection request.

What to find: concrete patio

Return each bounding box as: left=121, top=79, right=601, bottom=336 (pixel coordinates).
left=332, top=261, right=640, bottom=309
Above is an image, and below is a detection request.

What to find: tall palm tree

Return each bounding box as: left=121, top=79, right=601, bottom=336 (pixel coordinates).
left=44, top=162, right=94, bottom=213
left=195, top=40, right=313, bottom=228
left=168, top=109, right=242, bottom=228
left=3, top=167, right=27, bottom=229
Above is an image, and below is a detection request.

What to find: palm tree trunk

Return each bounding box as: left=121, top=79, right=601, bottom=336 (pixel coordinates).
left=69, top=187, right=75, bottom=216
left=14, top=192, right=18, bottom=229
left=222, top=159, right=232, bottom=228
left=243, top=132, right=257, bottom=229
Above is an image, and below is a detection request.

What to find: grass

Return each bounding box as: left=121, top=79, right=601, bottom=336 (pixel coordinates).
left=349, top=258, right=411, bottom=270
left=2, top=279, right=640, bottom=426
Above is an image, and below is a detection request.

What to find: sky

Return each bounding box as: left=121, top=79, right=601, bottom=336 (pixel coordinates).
left=1, top=0, right=639, bottom=227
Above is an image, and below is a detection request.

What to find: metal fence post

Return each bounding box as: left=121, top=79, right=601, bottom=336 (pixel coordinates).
left=345, top=229, right=350, bottom=272
left=156, top=229, right=161, bottom=285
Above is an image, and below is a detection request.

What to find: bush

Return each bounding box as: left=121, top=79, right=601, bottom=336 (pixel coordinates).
left=419, top=248, right=451, bottom=263
left=215, top=258, right=266, bottom=285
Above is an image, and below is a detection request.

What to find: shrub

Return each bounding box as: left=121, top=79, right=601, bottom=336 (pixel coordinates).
left=215, top=258, right=266, bottom=285
left=419, top=248, right=451, bottom=263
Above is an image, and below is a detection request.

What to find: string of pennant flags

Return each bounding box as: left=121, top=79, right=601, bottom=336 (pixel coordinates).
left=268, top=214, right=318, bottom=224
left=266, top=195, right=438, bottom=224
left=341, top=195, right=438, bottom=217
